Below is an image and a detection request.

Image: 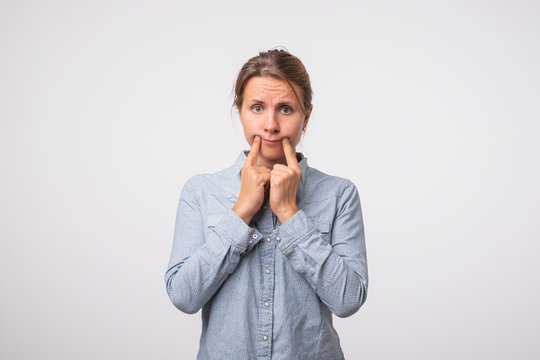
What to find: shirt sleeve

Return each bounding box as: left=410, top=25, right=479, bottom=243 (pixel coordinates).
left=164, top=176, right=262, bottom=314
left=276, top=179, right=368, bottom=318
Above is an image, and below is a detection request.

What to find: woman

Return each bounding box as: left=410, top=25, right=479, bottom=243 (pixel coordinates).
left=165, top=49, right=368, bottom=359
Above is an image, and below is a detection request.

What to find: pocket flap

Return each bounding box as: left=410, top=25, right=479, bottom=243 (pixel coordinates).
left=315, top=222, right=331, bottom=234
left=206, top=214, right=223, bottom=227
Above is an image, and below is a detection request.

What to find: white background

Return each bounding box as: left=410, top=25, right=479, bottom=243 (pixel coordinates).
left=1, top=1, right=539, bottom=359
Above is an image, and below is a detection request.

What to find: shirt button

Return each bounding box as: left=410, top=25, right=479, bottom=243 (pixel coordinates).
left=263, top=205, right=268, bottom=209
left=265, top=237, right=271, bottom=243
left=263, top=335, right=268, bottom=341
left=276, top=236, right=281, bottom=242
left=265, top=269, right=271, bottom=274
left=252, top=234, right=258, bottom=239
left=264, top=302, right=270, bottom=307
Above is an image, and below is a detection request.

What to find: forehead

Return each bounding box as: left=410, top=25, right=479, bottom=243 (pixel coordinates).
left=243, top=76, right=301, bottom=102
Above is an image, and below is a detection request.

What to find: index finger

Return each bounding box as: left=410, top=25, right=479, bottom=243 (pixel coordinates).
left=282, top=137, right=300, bottom=170
left=246, top=136, right=261, bottom=166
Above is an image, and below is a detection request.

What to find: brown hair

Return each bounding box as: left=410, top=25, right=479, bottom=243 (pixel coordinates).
left=233, top=49, right=313, bottom=117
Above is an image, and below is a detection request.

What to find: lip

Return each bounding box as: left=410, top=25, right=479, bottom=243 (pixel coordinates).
left=262, top=138, right=281, bottom=144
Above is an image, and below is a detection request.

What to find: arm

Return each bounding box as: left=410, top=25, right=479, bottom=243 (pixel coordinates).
left=166, top=138, right=270, bottom=314
left=164, top=177, right=260, bottom=314
left=276, top=180, right=368, bottom=318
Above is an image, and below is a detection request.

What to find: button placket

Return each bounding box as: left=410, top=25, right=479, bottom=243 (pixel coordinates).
left=248, top=232, right=258, bottom=245
left=257, top=235, right=276, bottom=358
left=254, top=201, right=277, bottom=358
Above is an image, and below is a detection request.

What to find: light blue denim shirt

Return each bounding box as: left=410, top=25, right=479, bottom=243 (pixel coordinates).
left=165, top=151, right=368, bottom=360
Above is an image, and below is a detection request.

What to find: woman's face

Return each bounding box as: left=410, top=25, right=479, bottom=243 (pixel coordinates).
left=239, top=76, right=312, bottom=168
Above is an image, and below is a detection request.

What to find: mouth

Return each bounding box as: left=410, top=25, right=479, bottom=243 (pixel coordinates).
left=262, top=138, right=281, bottom=145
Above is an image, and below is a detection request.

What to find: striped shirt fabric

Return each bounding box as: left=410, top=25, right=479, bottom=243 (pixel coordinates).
left=165, top=151, right=368, bottom=360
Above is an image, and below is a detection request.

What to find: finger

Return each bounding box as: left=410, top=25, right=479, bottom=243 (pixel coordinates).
left=262, top=171, right=271, bottom=189
left=282, top=137, right=300, bottom=170
left=270, top=165, right=292, bottom=175
left=257, top=166, right=272, bottom=177
left=262, top=170, right=271, bottom=182
left=271, top=166, right=293, bottom=181
left=250, top=166, right=271, bottom=184
left=246, top=164, right=270, bottom=178
left=246, top=136, right=261, bottom=166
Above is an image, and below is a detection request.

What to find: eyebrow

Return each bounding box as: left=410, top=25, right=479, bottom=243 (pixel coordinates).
left=248, top=99, right=295, bottom=107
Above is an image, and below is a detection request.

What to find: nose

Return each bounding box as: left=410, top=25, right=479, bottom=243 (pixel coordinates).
left=263, top=111, right=280, bottom=134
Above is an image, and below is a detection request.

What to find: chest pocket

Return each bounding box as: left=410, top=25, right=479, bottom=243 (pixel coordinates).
left=205, top=214, right=224, bottom=228
left=204, top=214, right=226, bottom=242
left=314, top=221, right=332, bottom=243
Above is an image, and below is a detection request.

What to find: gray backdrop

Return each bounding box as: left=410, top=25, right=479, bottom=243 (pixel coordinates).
left=1, top=1, right=539, bottom=359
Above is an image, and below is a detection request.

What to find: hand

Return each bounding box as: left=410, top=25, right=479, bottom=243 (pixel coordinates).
left=232, top=136, right=271, bottom=224
left=269, top=137, right=301, bottom=223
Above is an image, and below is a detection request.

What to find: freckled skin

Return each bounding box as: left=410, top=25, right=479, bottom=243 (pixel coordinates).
left=239, top=77, right=312, bottom=169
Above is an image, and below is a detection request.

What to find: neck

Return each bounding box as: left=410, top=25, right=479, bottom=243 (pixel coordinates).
left=256, top=156, right=287, bottom=169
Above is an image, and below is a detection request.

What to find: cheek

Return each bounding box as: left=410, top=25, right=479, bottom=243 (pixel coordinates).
left=239, top=115, right=254, bottom=143
left=289, top=134, right=302, bottom=148
left=285, top=122, right=305, bottom=146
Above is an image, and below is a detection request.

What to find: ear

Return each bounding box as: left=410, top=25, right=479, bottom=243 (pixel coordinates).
left=303, top=104, right=313, bottom=131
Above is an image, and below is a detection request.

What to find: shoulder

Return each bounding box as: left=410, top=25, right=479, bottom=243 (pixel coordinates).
left=303, top=165, right=358, bottom=200
left=181, top=162, right=238, bottom=198
left=298, top=165, right=361, bottom=223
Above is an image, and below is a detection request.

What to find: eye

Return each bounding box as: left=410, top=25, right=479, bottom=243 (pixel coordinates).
left=251, top=105, right=263, bottom=113
left=280, top=106, right=293, bottom=114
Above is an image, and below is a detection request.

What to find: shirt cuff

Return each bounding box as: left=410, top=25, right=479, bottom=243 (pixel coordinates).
left=277, top=210, right=332, bottom=263
left=276, top=210, right=315, bottom=254
left=213, top=209, right=262, bottom=253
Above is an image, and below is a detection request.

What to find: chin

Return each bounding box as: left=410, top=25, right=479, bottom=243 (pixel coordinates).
left=261, top=147, right=285, bottom=160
